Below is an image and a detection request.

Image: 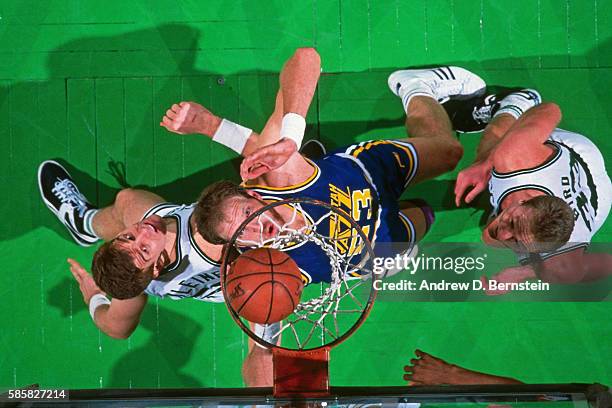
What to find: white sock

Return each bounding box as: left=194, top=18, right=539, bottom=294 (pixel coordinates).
left=83, top=209, right=101, bottom=239
left=493, top=91, right=541, bottom=120
left=399, top=84, right=436, bottom=114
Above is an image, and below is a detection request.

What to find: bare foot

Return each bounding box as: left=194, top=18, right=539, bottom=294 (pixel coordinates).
left=160, top=101, right=221, bottom=136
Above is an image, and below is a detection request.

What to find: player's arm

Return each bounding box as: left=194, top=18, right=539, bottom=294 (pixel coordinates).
left=405, top=349, right=522, bottom=385
left=454, top=115, right=516, bottom=206
left=92, top=295, right=147, bottom=339
left=160, top=102, right=258, bottom=157
left=160, top=47, right=320, bottom=163
left=242, top=345, right=273, bottom=387
left=535, top=249, right=612, bottom=284
left=68, top=258, right=147, bottom=339
left=455, top=104, right=561, bottom=206
left=490, top=102, right=562, bottom=172
left=242, top=323, right=274, bottom=387
left=239, top=47, right=321, bottom=182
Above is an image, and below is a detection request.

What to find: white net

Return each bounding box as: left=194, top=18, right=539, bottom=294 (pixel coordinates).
left=226, top=199, right=378, bottom=350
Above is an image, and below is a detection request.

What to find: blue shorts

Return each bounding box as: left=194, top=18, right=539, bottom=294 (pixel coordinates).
left=332, top=139, right=420, bottom=249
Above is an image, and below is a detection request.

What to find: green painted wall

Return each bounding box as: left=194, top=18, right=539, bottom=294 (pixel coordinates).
left=0, top=0, right=610, bottom=391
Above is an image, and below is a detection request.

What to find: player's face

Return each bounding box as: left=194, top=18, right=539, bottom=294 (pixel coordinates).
left=114, top=215, right=168, bottom=270
left=482, top=204, right=536, bottom=252
left=219, top=195, right=282, bottom=243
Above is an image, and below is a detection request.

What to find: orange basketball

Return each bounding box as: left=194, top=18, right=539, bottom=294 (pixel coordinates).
left=225, top=247, right=304, bottom=324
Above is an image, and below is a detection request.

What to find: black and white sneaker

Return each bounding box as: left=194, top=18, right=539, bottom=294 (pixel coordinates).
left=388, top=66, right=486, bottom=109
left=443, top=87, right=542, bottom=133
left=299, top=139, right=326, bottom=160
left=38, top=160, right=99, bottom=246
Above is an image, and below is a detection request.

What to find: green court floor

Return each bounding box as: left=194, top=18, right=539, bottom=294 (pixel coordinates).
left=0, top=0, right=610, bottom=390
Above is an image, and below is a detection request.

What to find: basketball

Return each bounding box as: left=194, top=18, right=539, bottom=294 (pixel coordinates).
left=225, top=247, right=304, bottom=324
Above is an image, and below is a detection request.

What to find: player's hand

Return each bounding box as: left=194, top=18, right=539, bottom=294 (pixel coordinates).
left=404, top=349, right=455, bottom=385
left=160, top=101, right=221, bottom=136
left=67, top=258, right=106, bottom=305
left=454, top=160, right=493, bottom=206
left=240, top=138, right=298, bottom=180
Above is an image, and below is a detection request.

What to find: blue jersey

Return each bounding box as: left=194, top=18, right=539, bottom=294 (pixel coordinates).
left=246, top=140, right=419, bottom=284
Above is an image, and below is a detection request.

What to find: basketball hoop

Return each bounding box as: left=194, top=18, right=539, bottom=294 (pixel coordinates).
left=220, top=198, right=380, bottom=397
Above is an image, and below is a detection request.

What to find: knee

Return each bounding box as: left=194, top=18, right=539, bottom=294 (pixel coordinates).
left=443, top=140, right=464, bottom=172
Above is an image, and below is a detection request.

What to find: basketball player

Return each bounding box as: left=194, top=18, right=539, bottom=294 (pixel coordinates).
left=38, top=161, right=225, bottom=338
left=450, top=73, right=612, bottom=289
left=38, top=48, right=323, bottom=342
left=161, top=60, right=492, bottom=283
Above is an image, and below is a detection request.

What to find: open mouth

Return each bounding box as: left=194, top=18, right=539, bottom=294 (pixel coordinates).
left=265, top=224, right=276, bottom=238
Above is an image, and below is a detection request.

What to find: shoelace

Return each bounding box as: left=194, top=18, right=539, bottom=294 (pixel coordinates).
left=471, top=94, right=499, bottom=124
left=472, top=104, right=494, bottom=124
left=51, top=178, right=90, bottom=217
left=429, top=78, right=467, bottom=97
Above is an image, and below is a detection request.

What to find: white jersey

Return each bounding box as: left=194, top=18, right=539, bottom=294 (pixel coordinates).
left=141, top=203, right=224, bottom=302
left=489, top=128, right=612, bottom=261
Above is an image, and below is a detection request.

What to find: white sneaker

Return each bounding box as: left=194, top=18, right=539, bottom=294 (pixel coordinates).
left=388, top=66, right=486, bottom=109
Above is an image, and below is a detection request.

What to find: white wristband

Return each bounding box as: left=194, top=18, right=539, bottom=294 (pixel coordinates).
left=280, top=113, right=306, bottom=148
left=89, top=293, right=111, bottom=320
left=212, top=119, right=253, bottom=154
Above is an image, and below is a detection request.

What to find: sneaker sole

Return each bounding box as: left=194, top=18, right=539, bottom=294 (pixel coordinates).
left=37, top=160, right=97, bottom=247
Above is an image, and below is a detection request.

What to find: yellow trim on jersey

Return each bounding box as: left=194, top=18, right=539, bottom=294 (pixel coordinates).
left=243, top=158, right=320, bottom=192
left=352, top=140, right=415, bottom=178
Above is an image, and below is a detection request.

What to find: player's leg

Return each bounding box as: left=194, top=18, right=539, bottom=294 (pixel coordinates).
left=242, top=345, right=273, bottom=387
left=387, top=67, right=488, bottom=184
left=389, top=67, right=487, bottom=182
left=401, top=96, right=464, bottom=183
left=241, top=322, right=280, bottom=387
left=398, top=199, right=435, bottom=241
left=38, top=160, right=165, bottom=244
left=396, top=85, right=542, bottom=184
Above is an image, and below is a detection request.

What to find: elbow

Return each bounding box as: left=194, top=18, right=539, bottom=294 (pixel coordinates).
left=107, top=331, right=131, bottom=340
left=538, top=262, right=584, bottom=284
left=104, top=326, right=136, bottom=340
left=540, top=102, right=562, bottom=124
left=294, top=47, right=320, bottom=69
